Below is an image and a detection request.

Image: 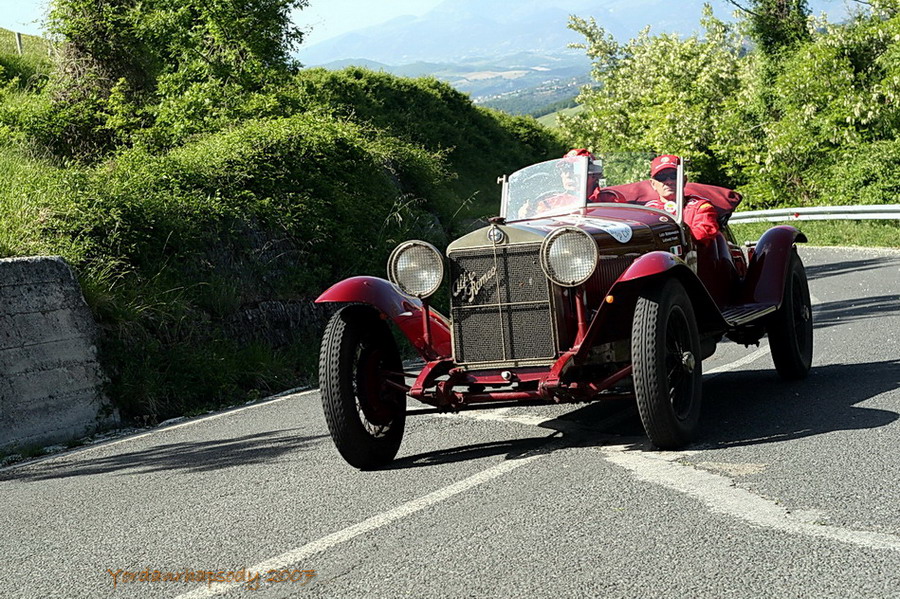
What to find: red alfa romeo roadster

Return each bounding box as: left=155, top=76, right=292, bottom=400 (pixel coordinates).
left=316, top=153, right=812, bottom=469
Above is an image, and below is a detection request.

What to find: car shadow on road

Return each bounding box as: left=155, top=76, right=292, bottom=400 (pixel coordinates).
left=812, top=294, right=900, bottom=330
left=390, top=357, right=898, bottom=467
left=696, top=359, right=900, bottom=449
left=386, top=435, right=562, bottom=470
left=388, top=398, right=644, bottom=470
left=806, top=257, right=900, bottom=281
left=1, top=430, right=330, bottom=482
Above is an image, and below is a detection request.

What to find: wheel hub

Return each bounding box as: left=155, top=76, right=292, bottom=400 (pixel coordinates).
left=681, top=351, right=695, bottom=373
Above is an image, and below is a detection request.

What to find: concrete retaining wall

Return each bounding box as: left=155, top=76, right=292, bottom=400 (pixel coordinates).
left=0, top=256, right=116, bottom=450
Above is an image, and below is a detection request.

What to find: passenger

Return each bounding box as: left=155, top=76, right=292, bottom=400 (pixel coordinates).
left=645, top=155, right=719, bottom=243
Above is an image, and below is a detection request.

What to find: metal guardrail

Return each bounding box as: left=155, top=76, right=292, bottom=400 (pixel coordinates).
left=730, top=205, right=900, bottom=223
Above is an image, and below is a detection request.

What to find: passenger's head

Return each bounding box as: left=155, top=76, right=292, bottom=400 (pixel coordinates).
left=649, top=154, right=683, bottom=201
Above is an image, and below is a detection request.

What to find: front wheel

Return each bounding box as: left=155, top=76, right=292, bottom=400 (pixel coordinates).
left=632, top=278, right=703, bottom=449
left=767, top=250, right=813, bottom=380
left=319, top=305, right=406, bottom=469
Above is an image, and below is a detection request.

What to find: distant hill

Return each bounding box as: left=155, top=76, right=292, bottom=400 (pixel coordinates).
left=316, top=51, right=591, bottom=106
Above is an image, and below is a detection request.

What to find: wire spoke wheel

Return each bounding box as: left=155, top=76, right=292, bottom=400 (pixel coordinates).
left=768, top=250, right=813, bottom=380
left=320, top=305, right=406, bottom=469
left=633, top=278, right=703, bottom=449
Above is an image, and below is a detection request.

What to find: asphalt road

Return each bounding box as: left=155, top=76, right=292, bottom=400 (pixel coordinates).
left=2, top=246, right=899, bottom=599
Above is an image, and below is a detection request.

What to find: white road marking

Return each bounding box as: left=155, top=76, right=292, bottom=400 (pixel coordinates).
left=432, top=408, right=546, bottom=427
left=99, top=389, right=319, bottom=448
left=174, top=453, right=545, bottom=598
left=704, top=345, right=770, bottom=378
left=442, top=408, right=900, bottom=555
left=602, top=447, right=900, bottom=552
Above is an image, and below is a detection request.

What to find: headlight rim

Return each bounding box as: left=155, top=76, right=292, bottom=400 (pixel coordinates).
left=387, top=240, right=445, bottom=299
left=539, top=226, right=599, bottom=288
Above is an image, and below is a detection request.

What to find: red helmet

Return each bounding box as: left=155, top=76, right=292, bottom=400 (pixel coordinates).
left=563, top=148, right=596, bottom=161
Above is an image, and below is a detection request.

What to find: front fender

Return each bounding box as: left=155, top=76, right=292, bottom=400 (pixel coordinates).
left=741, top=226, right=807, bottom=306
left=617, top=250, right=682, bottom=283
left=574, top=252, right=726, bottom=359
left=612, top=252, right=726, bottom=335
left=316, top=276, right=452, bottom=360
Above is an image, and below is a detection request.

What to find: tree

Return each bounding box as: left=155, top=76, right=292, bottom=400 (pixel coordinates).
left=723, top=0, right=811, bottom=54
left=35, top=0, right=308, bottom=157
left=561, top=6, right=743, bottom=183
left=49, top=0, right=308, bottom=94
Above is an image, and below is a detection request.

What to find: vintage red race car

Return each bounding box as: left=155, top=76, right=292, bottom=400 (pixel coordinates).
left=316, top=153, right=813, bottom=469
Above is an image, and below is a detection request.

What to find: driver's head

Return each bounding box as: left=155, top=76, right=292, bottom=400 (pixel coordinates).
left=559, top=148, right=598, bottom=192
left=649, top=154, right=683, bottom=201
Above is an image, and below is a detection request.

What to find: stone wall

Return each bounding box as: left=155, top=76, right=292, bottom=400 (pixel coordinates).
left=0, top=256, right=116, bottom=450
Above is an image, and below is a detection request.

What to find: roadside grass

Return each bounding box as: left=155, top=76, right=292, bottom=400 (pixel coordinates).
left=730, top=220, right=900, bottom=248
left=0, top=28, right=52, bottom=59
left=0, top=145, right=73, bottom=258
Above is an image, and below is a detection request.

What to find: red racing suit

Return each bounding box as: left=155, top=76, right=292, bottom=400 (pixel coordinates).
left=645, top=196, right=719, bottom=243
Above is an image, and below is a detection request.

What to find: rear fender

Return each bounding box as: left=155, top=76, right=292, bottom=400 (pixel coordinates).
left=741, top=226, right=807, bottom=306
left=316, top=276, right=452, bottom=360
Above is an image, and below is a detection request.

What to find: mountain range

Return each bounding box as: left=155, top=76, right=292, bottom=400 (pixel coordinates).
left=295, top=0, right=848, bottom=66
left=295, top=0, right=849, bottom=113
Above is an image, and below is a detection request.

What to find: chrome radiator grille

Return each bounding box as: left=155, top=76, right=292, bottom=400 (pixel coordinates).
left=449, top=243, right=555, bottom=365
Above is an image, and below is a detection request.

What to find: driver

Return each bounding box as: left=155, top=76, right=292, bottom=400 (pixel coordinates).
left=532, top=148, right=602, bottom=215
left=645, top=155, right=719, bottom=243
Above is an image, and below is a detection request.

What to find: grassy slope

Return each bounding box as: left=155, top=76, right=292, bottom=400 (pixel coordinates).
left=731, top=221, right=900, bottom=248
left=0, top=58, right=565, bottom=421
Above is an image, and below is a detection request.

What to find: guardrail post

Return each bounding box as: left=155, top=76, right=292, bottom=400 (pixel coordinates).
left=15, top=31, right=23, bottom=55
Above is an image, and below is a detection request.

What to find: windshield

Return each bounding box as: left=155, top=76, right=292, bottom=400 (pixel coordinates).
left=502, top=156, right=590, bottom=221
left=502, top=152, right=672, bottom=221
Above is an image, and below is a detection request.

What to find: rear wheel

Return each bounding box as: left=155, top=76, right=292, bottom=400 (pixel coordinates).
left=632, top=278, right=703, bottom=449
left=768, top=250, right=813, bottom=380
left=319, top=305, right=406, bottom=469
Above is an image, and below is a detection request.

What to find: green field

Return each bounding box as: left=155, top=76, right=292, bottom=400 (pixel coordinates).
left=537, top=105, right=584, bottom=128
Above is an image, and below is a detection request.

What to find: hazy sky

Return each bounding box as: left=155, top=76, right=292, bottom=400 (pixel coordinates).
left=0, top=0, right=445, bottom=45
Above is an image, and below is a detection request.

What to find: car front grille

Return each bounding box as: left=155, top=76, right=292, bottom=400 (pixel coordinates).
left=449, top=243, right=556, bottom=366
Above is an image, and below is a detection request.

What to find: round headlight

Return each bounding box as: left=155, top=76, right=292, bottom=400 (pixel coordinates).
left=387, top=241, right=444, bottom=298
left=540, top=227, right=599, bottom=287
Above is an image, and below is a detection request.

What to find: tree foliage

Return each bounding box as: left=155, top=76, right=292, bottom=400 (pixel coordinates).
left=563, top=1, right=900, bottom=208
left=31, top=0, right=308, bottom=157
left=725, top=0, right=811, bottom=55
left=563, top=7, right=743, bottom=183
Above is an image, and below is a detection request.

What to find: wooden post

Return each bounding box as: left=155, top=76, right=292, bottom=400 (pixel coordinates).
left=15, top=32, right=23, bottom=55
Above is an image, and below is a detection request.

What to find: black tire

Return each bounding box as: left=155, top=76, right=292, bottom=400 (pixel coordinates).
left=768, top=250, right=813, bottom=380
left=632, top=278, right=703, bottom=449
left=319, top=305, right=406, bottom=469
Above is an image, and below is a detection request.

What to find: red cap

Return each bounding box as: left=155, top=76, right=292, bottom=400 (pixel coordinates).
left=650, top=154, right=680, bottom=177
left=562, top=148, right=595, bottom=161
